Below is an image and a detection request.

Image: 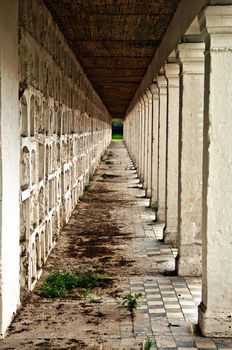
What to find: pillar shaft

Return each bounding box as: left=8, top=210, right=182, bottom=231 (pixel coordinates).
left=143, top=95, right=149, bottom=190
left=150, top=84, right=159, bottom=210
left=146, top=90, right=153, bottom=198
left=157, top=74, right=168, bottom=222
left=135, top=105, right=140, bottom=166
left=138, top=102, right=143, bottom=178
left=198, top=5, right=232, bottom=337
left=177, top=42, right=204, bottom=276
left=140, top=99, right=145, bottom=183
left=164, top=62, right=180, bottom=245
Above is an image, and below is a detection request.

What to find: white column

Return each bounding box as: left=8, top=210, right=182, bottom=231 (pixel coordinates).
left=143, top=94, right=149, bottom=191
left=198, top=5, right=232, bottom=337
left=140, top=98, right=145, bottom=184
left=177, top=42, right=204, bottom=276
left=156, top=74, right=168, bottom=222
left=146, top=90, right=153, bottom=198
left=135, top=105, right=140, bottom=167
left=138, top=101, right=142, bottom=178
left=164, top=61, right=180, bottom=245
left=150, top=83, right=159, bottom=210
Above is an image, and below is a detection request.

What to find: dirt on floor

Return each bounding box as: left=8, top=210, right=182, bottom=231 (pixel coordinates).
left=1, top=143, right=160, bottom=350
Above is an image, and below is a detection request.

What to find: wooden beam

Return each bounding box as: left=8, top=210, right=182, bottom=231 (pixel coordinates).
left=126, top=0, right=211, bottom=115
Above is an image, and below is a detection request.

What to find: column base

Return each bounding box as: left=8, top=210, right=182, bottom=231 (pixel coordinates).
left=198, top=302, right=232, bottom=337
left=176, top=245, right=202, bottom=276
left=164, top=229, right=177, bottom=246
left=156, top=209, right=166, bottom=223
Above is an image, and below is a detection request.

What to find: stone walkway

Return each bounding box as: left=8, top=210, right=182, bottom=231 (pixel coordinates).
left=1, top=141, right=232, bottom=349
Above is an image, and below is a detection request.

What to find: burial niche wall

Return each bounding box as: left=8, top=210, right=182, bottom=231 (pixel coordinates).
left=19, top=0, right=112, bottom=292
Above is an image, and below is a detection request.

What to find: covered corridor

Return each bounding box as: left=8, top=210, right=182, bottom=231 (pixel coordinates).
left=1, top=141, right=228, bottom=350
left=0, top=0, right=232, bottom=346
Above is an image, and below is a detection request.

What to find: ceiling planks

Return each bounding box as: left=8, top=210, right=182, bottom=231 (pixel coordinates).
left=44, top=0, right=180, bottom=117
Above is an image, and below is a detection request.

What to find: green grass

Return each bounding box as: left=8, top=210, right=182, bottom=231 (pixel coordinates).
left=81, top=289, right=102, bottom=303
left=39, top=271, right=112, bottom=298
left=122, top=293, right=141, bottom=310
left=141, top=338, right=154, bottom=350
left=112, top=134, right=123, bottom=141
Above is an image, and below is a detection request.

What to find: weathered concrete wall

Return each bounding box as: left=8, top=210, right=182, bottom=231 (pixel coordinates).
left=18, top=0, right=111, bottom=300
left=0, top=0, right=20, bottom=338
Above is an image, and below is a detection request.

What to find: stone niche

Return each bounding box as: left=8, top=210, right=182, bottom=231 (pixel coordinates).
left=19, top=0, right=112, bottom=293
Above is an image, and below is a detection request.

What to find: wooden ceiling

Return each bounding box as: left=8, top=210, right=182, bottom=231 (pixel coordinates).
left=44, top=0, right=180, bottom=118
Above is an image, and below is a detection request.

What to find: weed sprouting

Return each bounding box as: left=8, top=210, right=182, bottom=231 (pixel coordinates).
left=122, top=293, right=141, bottom=310
left=80, top=288, right=91, bottom=298
left=39, top=271, right=111, bottom=298
left=141, top=338, right=154, bottom=350
left=81, top=289, right=102, bottom=303
left=77, top=272, right=111, bottom=289
left=88, top=295, right=102, bottom=304
left=39, top=271, right=80, bottom=298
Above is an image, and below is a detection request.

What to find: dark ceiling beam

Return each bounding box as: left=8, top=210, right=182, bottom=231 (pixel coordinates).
left=59, top=13, right=166, bottom=17
left=69, top=39, right=160, bottom=43
left=126, top=0, right=212, bottom=115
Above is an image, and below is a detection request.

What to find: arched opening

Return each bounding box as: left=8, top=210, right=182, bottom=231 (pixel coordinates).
left=43, top=101, right=49, bottom=135
left=20, top=96, right=28, bottom=137
left=45, top=221, right=49, bottom=256
left=40, top=231, right=45, bottom=265
left=39, top=187, right=44, bottom=224
left=20, top=198, right=29, bottom=241
left=35, top=233, right=41, bottom=271
left=49, top=108, right=53, bottom=135
left=20, top=146, right=30, bottom=191
left=38, top=143, right=44, bottom=181
left=45, top=145, right=49, bottom=177
left=31, top=150, right=36, bottom=185
left=57, top=109, right=61, bottom=136
left=30, top=95, right=35, bottom=136
left=30, top=243, right=36, bottom=284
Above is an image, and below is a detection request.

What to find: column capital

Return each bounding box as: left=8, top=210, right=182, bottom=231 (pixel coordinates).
left=165, top=63, right=179, bottom=75
left=143, top=94, right=149, bottom=105
left=146, top=89, right=153, bottom=102
left=199, top=5, right=232, bottom=50
left=177, top=42, right=205, bottom=74
left=165, top=63, right=180, bottom=88
left=167, top=50, right=177, bottom=63
left=150, top=83, right=159, bottom=94
left=139, top=97, right=145, bottom=106
left=157, top=75, right=167, bottom=95
left=182, top=17, right=203, bottom=43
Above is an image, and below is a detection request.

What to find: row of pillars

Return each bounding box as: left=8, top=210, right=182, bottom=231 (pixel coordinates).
left=124, top=6, right=232, bottom=337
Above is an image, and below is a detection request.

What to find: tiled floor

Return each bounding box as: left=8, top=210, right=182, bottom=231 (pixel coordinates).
left=1, top=141, right=232, bottom=349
